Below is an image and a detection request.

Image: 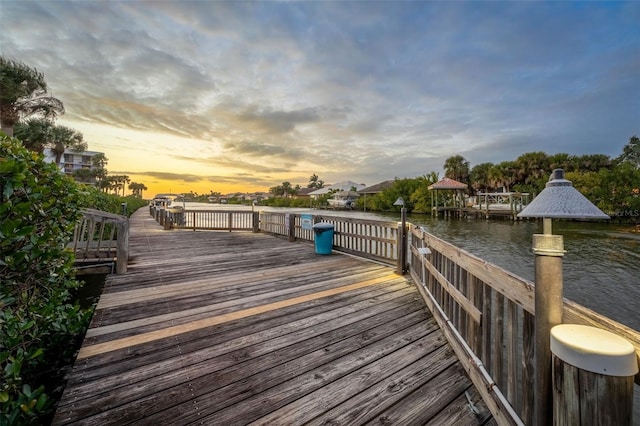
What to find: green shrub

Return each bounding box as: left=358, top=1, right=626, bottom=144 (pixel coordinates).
left=76, top=186, right=148, bottom=217
left=0, top=135, right=92, bottom=424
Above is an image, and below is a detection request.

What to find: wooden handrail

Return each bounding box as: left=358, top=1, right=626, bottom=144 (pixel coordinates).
left=408, top=224, right=640, bottom=425
left=149, top=206, right=639, bottom=423
left=71, top=208, right=129, bottom=273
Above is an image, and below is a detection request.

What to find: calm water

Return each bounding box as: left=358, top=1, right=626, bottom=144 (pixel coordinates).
left=376, top=212, right=639, bottom=331
left=186, top=203, right=640, bottom=331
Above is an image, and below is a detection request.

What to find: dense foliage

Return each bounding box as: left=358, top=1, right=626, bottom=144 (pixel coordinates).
left=0, top=57, right=64, bottom=136
left=0, top=136, right=92, bottom=424
left=76, top=186, right=148, bottom=216
left=0, top=135, right=147, bottom=424
left=310, top=140, right=639, bottom=219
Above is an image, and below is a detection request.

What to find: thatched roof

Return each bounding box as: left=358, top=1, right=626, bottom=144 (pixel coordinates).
left=428, top=177, right=468, bottom=190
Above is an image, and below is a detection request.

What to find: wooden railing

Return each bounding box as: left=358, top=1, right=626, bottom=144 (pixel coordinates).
left=168, top=209, right=259, bottom=232
left=259, top=212, right=400, bottom=266
left=70, top=209, right=129, bottom=274
left=408, top=224, right=640, bottom=425
left=148, top=206, right=640, bottom=424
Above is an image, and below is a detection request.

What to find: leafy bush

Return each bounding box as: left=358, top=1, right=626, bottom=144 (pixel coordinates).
left=76, top=186, right=148, bottom=217
left=0, top=135, right=92, bottom=424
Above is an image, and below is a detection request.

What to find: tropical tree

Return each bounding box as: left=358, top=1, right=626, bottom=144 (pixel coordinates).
left=104, top=175, right=130, bottom=196
left=410, top=173, right=440, bottom=213
left=91, top=153, right=108, bottom=188
left=469, top=162, right=494, bottom=193
left=443, top=155, right=470, bottom=184
left=616, top=135, right=640, bottom=167
left=14, top=118, right=86, bottom=166
left=515, top=152, right=549, bottom=186
left=281, top=181, right=293, bottom=197
left=72, top=168, right=96, bottom=184
left=548, top=153, right=575, bottom=172
left=489, top=161, right=517, bottom=192
left=0, top=57, right=64, bottom=136
left=574, top=154, right=612, bottom=173
left=307, top=174, right=325, bottom=189
left=128, top=182, right=148, bottom=198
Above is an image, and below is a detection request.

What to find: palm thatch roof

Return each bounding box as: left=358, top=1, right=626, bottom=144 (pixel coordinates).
left=428, top=177, right=468, bottom=190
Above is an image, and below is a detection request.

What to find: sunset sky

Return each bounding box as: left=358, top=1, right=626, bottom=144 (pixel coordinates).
left=1, top=1, right=638, bottom=197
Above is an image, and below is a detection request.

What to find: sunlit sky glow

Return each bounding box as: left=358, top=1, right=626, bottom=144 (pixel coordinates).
left=1, top=1, right=639, bottom=196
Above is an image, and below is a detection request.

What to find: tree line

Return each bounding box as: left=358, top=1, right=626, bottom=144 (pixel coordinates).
left=264, top=139, right=639, bottom=218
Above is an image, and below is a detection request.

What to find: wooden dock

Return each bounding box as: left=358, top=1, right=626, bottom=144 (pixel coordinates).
left=54, top=210, right=495, bottom=425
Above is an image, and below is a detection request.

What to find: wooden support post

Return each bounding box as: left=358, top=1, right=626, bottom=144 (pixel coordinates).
left=115, top=219, right=129, bottom=274
left=288, top=213, right=296, bottom=242
left=252, top=211, right=260, bottom=233
left=396, top=207, right=406, bottom=275
left=533, top=218, right=565, bottom=426
left=551, top=324, right=638, bottom=425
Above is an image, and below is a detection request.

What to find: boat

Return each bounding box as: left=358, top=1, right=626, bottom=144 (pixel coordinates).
left=149, top=193, right=183, bottom=209
left=327, top=191, right=359, bottom=209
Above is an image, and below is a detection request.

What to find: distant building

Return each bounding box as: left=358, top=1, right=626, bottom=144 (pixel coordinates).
left=307, top=181, right=366, bottom=199
left=295, top=187, right=317, bottom=198
left=43, top=148, right=104, bottom=177
left=358, top=180, right=395, bottom=196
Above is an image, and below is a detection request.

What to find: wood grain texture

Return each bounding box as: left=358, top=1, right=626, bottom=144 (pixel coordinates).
left=54, top=209, right=494, bottom=425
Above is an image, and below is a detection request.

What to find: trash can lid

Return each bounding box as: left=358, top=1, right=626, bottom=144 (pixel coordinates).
left=550, top=324, right=638, bottom=377
left=312, top=222, right=334, bottom=230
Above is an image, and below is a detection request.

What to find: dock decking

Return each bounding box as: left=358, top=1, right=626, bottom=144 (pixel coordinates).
left=54, top=210, right=495, bottom=425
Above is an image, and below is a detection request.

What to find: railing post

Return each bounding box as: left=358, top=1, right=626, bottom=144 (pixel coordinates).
left=115, top=219, right=129, bottom=274
left=288, top=214, right=296, bottom=242
left=551, top=324, right=638, bottom=425
left=252, top=212, right=260, bottom=233
left=396, top=207, right=407, bottom=275
left=533, top=220, right=564, bottom=426
left=228, top=212, right=233, bottom=232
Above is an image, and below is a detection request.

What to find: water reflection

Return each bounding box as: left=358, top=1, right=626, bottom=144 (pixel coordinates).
left=407, top=214, right=640, bottom=331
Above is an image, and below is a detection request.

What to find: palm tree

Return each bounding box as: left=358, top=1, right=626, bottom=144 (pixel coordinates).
left=308, top=174, right=325, bottom=188
left=548, top=153, right=576, bottom=172
left=0, top=57, right=64, bottom=136
left=91, top=153, right=108, bottom=188
left=616, top=135, right=640, bottom=167
left=574, top=154, right=612, bottom=172
left=515, top=152, right=549, bottom=186
left=15, top=119, right=86, bottom=165
left=443, top=155, right=470, bottom=183
left=489, top=161, right=517, bottom=192
left=128, top=182, right=148, bottom=198
left=281, top=181, right=292, bottom=198
left=470, top=162, right=494, bottom=192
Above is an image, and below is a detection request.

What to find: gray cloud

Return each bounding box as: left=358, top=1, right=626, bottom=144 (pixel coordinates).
left=2, top=1, right=638, bottom=190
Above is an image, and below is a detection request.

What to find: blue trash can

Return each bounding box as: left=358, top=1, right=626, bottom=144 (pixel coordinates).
left=313, top=222, right=334, bottom=255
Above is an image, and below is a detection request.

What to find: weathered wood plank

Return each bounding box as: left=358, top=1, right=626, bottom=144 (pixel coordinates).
left=70, top=280, right=414, bottom=374
left=232, top=332, right=447, bottom=426
left=62, top=293, right=422, bottom=403
left=309, top=346, right=460, bottom=425
left=54, top=209, right=495, bottom=426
